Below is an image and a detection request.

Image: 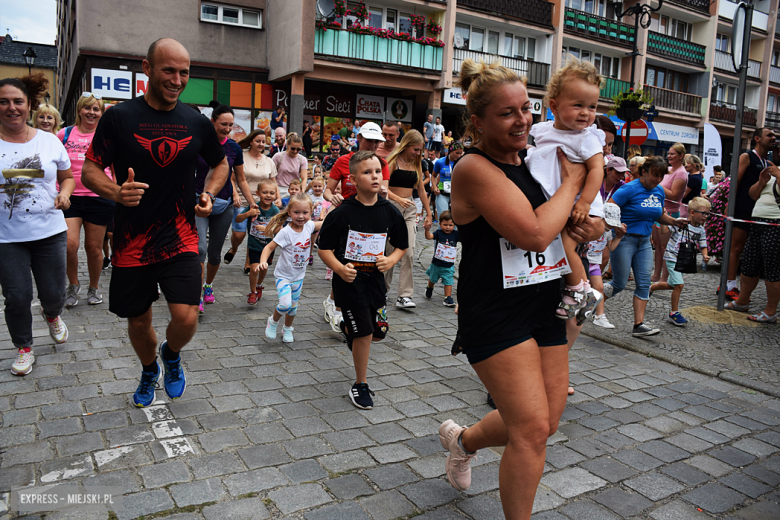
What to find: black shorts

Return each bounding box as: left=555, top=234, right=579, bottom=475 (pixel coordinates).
left=109, top=253, right=201, bottom=318
left=342, top=305, right=388, bottom=340
left=248, top=248, right=274, bottom=265
left=63, top=196, right=115, bottom=226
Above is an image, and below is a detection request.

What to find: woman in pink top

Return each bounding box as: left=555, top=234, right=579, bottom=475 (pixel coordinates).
left=57, top=93, right=114, bottom=307
left=651, top=142, right=688, bottom=283
left=272, top=133, right=308, bottom=199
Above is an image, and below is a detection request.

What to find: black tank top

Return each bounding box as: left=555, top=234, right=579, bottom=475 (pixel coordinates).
left=456, top=147, right=561, bottom=348
left=388, top=168, right=418, bottom=189
left=735, top=150, right=767, bottom=216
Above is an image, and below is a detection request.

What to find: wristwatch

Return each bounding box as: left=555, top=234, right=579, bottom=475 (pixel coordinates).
left=204, top=191, right=216, bottom=203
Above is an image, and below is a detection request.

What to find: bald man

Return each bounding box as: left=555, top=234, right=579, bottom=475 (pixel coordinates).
left=83, top=38, right=229, bottom=407
left=271, top=127, right=287, bottom=156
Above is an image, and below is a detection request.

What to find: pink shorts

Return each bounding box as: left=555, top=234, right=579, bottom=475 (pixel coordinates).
left=588, top=262, right=602, bottom=278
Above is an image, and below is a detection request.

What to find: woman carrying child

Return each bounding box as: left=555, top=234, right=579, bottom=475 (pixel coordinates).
left=258, top=193, right=324, bottom=342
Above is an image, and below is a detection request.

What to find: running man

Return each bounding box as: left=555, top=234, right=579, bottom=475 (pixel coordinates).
left=82, top=38, right=229, bottom=407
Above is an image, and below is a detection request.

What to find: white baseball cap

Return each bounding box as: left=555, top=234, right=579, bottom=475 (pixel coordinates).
left=603, top=202, right=622, bottom=228
left=358, top=122, right=385, bottom=142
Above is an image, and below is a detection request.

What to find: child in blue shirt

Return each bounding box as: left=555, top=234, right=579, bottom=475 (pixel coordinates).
left=424, top=211, right=459, bottom=307
left=280, top=179, right=302, bottom=208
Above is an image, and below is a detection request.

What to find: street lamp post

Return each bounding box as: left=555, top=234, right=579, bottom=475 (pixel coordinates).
left=23, top=47, right=37, bottom=75
left=615, top=0, right=663, bottom=159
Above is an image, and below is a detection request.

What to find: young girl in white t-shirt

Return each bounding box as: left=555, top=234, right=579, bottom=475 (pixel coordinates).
left=526, top=58, right=606, bottom=321
left=257, top=194, right=324, bottom=343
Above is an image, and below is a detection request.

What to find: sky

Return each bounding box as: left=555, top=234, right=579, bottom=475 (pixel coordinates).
left=0, top=0, right=58, bottom=45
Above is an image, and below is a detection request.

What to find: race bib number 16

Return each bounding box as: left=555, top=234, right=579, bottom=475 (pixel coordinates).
left=499, top=234, right=571, bottom=288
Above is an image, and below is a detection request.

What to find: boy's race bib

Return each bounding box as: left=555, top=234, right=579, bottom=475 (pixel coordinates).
left=499, top=234, right=571, bottom=289
left=249, top=216, right=271, bottom=241
left=434, top=243, right=457, bottom=263
left=344, top=230, right=387, bottom=263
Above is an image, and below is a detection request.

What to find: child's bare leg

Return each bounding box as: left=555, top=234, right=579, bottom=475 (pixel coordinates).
left=650, top=281, right=672, bottom=293
left=284, top=314, right=295, bottom=327
left=671, top=285, right=683, bottom=312
left=256, top=267, right=268, bottom=287
left=249, top=266, right=259, bottom=291
left=590, top=275, right=605, bottom=315
left=272, top=309, right=283, bottom=322
left=351, top=334, right=372, bottom=383
left=444, top=285, right=452, bottom=297
left=562, top=232, right=586, bottom=286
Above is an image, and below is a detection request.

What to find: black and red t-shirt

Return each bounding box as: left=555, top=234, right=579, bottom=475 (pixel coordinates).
left=87, top=97, right=225, bottom=267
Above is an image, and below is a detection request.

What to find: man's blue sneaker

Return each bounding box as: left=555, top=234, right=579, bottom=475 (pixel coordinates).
left=133, top=362, right=160, bottom=407
left=159, top=341, right=186, bottom=400
left=668, top=312, right=688, bottom=327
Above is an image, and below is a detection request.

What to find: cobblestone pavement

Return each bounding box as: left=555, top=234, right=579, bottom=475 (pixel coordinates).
left=1, top=227, right=779, bottom=519
left=581, top=258, right=779, bottom=396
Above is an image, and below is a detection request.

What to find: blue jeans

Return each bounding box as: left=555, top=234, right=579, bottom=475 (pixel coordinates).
left=436, top=193, right=450, bottom=215
left=605, top=234, right=653, bottom=301
left=0, top=231, right=67, bottom=348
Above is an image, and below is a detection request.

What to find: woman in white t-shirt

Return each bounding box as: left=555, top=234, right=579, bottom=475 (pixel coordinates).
left=0, top=75, right=75, bottom=376
left=57, top=93, right=114, bottom=307
left=224, top=130, right=280, bottom=273
left=272, top=133, right=308, bottom=199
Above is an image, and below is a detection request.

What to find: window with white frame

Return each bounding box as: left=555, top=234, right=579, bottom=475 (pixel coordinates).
left=716, top=34, right=730, bottom=52
left=456, top=25, right=536, bottom=59
left=566, top=0, right=607, bottom=16
left=712, top=83, right=737, bottom=104
left=200, top=2, right=262, bottom=28
left=768, top=94, right=776, bottom=113
left=563, top=47, right=619, bottom=78
left=650, top=15, right=690, bottom=41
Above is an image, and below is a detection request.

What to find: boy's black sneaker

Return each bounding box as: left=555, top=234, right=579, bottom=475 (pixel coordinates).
left=632, top=322, right=660, bottom=337
left=339, top=319, right=353, bottom=351
left=349, top=382, right=375, bottom=409
left=450, top=331, right=463, bottom=356
left=425, top=286, right=433, bottom=299
left=443, top=296, right=456, bottom=307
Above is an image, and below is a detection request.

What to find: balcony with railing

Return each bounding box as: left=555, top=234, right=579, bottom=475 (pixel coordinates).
left=644, top=85, right=702, bottom=115
left=666, top=0, right=711, bottom=15
left=314, top=29, right=443, bottom=72
left=457, top=0, right=553, bottom=27
left=766, top=111, right=780, bottom=128
left=714, top=49, right=762, bottom=79
left=564, top=8, right=636, bottom=48
left=452, top=48, right=549, bottom=87
left=647, top=31, right=706, bottom=66
left=710, top=102, right=757, bottom=126
left=600, top=77, right=631, bottom=100
left=770, top=65, right=780, bottom=85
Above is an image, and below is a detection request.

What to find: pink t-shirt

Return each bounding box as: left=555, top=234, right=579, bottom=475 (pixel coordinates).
left=57, top=127, right=112, bottom=196
left=272, top=151, right=307, bottom=188
left=661, top=165, right=688, bottom=213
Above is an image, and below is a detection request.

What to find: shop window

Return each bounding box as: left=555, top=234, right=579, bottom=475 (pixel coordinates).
left=201, top=3, right=262, bottom=28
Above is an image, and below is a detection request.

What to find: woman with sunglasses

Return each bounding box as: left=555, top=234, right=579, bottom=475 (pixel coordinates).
left=58, top=92, right=113, bottom=306
left=272, top=133, right=308, bottom=199
left=196, top=101, right=255, bottom=312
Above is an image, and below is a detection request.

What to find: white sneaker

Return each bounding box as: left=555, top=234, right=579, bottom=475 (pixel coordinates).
left=323, top=298, right=335, bottom=324
left=11, top=348, right=34, bottom=375
left=396, top=297, right=417, bottom=309
left=40, top=308, right=68, bottom=344
left=64, top=284, right=80, bottom=307
left=282, top=326, right=294, bottom=343
left=330, top=312, right=343, bottom=333
left=592, top=314, right=615, bottom=329
left=265, top=316, right=278, bottom=340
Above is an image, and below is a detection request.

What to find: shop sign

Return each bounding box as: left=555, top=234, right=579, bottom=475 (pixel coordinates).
left=273, top=87, right=290, bottom=110
left=386, top=98, right=413, bottom=122
left=304, top=93, right=321, bottom=114
left=135, top=73, right=148, bottom=97
left=324, top=93, right=352, bottom=116
left=652, top=122, right=699, bottom=145
left=91, top=68, right=132, bottom=100
left=529, top=98, right=543, bottom=115
left=356, top=94, right=384, bottom=118
left=444, top=88, right=466, bottom=106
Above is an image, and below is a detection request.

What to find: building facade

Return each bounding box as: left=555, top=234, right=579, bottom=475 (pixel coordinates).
left=0, top=35, right=58, bottom=106
left=56, top=0, right=779, bottom=161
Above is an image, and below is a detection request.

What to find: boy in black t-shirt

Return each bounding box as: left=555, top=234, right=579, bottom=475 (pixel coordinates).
left=424, top=210, right=459, bottom=307
left=318, top=151, right=409, bottom=410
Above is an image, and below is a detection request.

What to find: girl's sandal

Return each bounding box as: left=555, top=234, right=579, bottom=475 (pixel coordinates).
left=724, top=301, right=750, bottom=313
left=747, top=312, right=777, bottom=324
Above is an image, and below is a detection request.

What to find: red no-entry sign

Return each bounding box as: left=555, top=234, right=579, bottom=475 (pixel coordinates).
left=620, top=120, right=649, bottom=146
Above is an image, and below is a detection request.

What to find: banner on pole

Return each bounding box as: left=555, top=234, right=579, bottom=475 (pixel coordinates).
left=703, top=123, right=722, bottom=183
